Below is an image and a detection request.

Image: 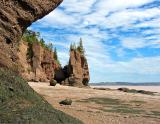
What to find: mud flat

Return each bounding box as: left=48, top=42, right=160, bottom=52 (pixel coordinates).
left=29, top=82, right=160, bottom=124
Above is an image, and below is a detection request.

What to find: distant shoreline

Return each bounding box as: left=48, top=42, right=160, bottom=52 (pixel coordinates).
left=91, top=85, right=160, bottom=93
left=90, top=82, right=160, bottom=86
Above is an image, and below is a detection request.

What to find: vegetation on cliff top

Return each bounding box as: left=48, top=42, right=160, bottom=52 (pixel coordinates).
left=0, top=68, right=83, bottom=124
left=70, top=38, right=85, bottom=55
left=22, top=29, right=60, bottom=64
left=22, top=29, right=54, bottom=51
left=54, top=47, right=60, bottom=65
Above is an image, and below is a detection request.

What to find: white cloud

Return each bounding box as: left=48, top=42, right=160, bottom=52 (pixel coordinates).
left=61, top=0, right=96, bottom=14
left=86, top=7, right=160, bottom=29
left=110, top=56, right=160, bottom=74
left=135, top=17, right=160, bottom=28
left=38, top=9, right=78, bottom=27
left=96, top=0, right=154, bottom=12
left=121, top=38, right=147, bottom=49
left=87, top=55, right=160, bottom=75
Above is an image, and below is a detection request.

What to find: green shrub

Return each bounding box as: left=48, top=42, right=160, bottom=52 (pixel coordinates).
left=22, top=30, right=61, bottom=64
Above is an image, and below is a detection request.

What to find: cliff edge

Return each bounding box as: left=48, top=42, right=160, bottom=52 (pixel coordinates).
left=0, top=0, right=62, bottom=69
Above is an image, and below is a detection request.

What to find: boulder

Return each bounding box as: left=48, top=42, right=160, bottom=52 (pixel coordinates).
left=50, top=78, right=57, bottom=86
left=118, top=88, right=130, bottom=92
left=59, top=99, right=72, bottom=105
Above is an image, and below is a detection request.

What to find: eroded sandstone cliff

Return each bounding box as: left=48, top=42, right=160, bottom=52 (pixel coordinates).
left=0, top=0, right=62, bottom=69
left=18, top=41, right=61, bottom=82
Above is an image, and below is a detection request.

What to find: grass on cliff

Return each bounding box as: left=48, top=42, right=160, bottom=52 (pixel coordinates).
left=0, top=68, right=83, bottom=124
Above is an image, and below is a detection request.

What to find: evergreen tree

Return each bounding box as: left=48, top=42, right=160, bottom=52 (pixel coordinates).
left=47, top=43, right=53, bottom=51
left=70, top=43, right=74, bottom=51
left=39, top=38, right=45, bottom=47
left=77, top=38, right=85, bottom=54
left=36, top=32, right=40, bottom=38
left=54, top=48, right=58, bottom=61
left=54, top=48, right=61, bottom=65
left=23, top=29, right=38, bottom=44
left=73, top=42, right=76, bottom=50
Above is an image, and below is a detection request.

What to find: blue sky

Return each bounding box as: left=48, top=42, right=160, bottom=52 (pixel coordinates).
left=30, top=0, right=160, bottom=83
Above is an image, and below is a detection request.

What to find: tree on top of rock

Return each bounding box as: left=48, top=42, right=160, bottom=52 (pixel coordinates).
left=77, top=38, right=85, bottom=55
left=54, top=47, right=60, bottom=64
left=39, top=38, right=45, bottom=47
left=23, top=29, right=54, bottom=51
left=54, top=48, right=58, bottom=60
left=47, top=43, right=53, bottom=51
left=70, top=43, right=74, bottom=51
left=70, top=42, right=76, bottom=51
left=23, top=29, right=39, bottom=44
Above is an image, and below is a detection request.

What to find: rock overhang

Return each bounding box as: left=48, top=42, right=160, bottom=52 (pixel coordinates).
left=0, top=0, right=63, bottom=69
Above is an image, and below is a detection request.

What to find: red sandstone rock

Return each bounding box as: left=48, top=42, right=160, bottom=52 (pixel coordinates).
left=62, top=50, right=90, bottom=87
left=17, top=41, right=61, bottom=82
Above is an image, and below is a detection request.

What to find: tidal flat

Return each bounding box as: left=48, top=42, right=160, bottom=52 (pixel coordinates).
left=29, top=82, right=160, bottom=124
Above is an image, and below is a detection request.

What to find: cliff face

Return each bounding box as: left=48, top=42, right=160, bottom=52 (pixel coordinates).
left=0, top=0, right=62, bottom=69
left=18, top=41, right=61, bottom=82
left=62, top=50, right=90, bottom=87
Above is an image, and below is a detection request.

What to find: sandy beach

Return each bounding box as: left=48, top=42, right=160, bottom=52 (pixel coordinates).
left=29, top=82, right=160, bottom=124
left=91, top=85, right=160, bottom=93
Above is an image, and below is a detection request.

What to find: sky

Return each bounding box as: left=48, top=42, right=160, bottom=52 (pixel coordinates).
left=30, top=0, right=160, bottom=83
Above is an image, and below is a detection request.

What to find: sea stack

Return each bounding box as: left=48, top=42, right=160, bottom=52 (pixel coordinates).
left=61, top=39, right=90, bottom=87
